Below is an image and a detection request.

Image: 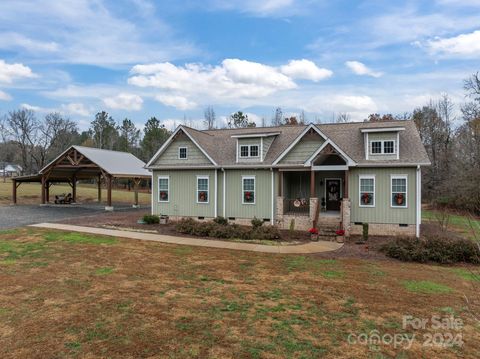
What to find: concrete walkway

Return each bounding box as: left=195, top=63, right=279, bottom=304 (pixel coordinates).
left=30, top=223, right=344, bottom=254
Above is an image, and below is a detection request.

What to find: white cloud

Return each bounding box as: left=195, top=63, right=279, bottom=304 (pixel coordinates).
left=130, top=58, right=332, bottom=108
left=280, top=59, right=332, bottom=82
left=103, top=93, right=143, bottom=111
left=155, top=94, right=197, bottom=110
left=208, top=0, right=298, bottom=16
left=0, top=59, right=37, bottom=84
left=345, top=61, right=383, bottom=78
left=305, top=94, right=377, bottom=117
left=0, top=90, right=12, bottom=101
left=0, top=0, right=197, bottom=67
left=423, top=30, right=480, bottom=57
left=60, top=103, right=91, bottom=117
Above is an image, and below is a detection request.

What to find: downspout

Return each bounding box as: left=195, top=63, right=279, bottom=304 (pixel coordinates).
left=222, top=168, right=226, bottom=218
left=214, top=169, right=218, bottom=218
left=270, top=168, right=274, bottom=225
left=416, top=165, right=421, bottom=238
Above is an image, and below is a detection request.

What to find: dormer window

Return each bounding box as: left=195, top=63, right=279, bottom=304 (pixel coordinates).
left=370, top=140, right=396, bottom=155
left=239, top=144, right=259, bottom=158
left=179, top=147, right=188, bottom=159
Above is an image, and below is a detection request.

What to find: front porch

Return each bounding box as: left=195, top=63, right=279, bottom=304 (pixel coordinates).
left=275, top=146, right=352, bottom=234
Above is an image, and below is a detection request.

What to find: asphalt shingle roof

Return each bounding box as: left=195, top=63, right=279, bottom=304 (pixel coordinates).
left=177, top=120, right=430, bottom=167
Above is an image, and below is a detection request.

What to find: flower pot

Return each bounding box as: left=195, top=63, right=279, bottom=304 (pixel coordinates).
left=310, top=234, right=319, bottom=241
left=336, top=236, right=344, bottom=243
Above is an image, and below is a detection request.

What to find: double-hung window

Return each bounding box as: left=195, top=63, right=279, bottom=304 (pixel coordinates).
left=242, top=176, right=255, bottom=204
left=179, top=147, right=188, bottom=159
left=359, top=175, right=375, bottom=207
left=197, top=176, right=209, bottom=203
left=158, top=176, right=169, bottom=202
left=391, top=175, right=407, bottom=208
left=384, top=141, right=394, bottom=154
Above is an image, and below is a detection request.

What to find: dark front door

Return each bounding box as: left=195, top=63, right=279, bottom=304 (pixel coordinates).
left=326, top=179, right=341, bottom=211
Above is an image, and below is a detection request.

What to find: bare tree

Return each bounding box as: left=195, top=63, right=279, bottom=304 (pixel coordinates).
left=464, top=72, right=480, bottom=101
left=272, top=107, right=283, bottom=126
left=203, top=106, right=216, bottom=130
left=336, top=112, right=350, bottom=123
left=5, top=109, right=38, bottom=173
left=299, top=110, right=307, bottom=124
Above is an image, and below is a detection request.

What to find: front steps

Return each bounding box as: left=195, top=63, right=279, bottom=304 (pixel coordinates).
left=316, top=216, right=341, bottom=239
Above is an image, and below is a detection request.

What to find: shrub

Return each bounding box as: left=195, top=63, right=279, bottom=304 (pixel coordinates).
left=251, top=217, right=263, bottom=228
left=175, top=218, right=196, bottom=234
left=192, top=222, right=215, bottom=237
left=289, top=219, right=295, bottom=232
left=362, top=223, right=369, bottom=242
left=251, top=226, right=281, bottom=240
left=213, top=216, right=228, bottom=225
left=208, top=224, right=237, bottom=239
left=143, top=214, right=160, bottom=224
left=381, top=235, right=480, bottom=264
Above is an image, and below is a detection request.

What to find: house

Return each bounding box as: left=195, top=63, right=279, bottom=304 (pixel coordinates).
left=1, top=163, right=22, bottom=177
left=145, top=120, right=430, bottom=237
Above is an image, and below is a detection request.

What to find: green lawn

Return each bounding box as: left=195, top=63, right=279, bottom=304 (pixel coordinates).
left=422, top=209, right=480, bottom=241
left=0, top=228, right=479, bottom=358
left=0, top=179, right=150, bottom=205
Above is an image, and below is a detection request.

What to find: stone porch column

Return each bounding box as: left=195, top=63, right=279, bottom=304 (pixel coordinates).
left=309, top=197, right=319, bottom=223
left=341, top=198, right=351, bottom=237
left=276, top=196, right=284, bottom=226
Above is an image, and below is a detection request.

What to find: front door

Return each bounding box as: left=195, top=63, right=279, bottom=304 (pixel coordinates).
left=326, top=179, right=341, bottom=211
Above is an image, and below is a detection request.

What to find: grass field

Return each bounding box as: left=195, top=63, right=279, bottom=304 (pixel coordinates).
left=0, top=228, right=479, bottom=358
left=423, top=209, right=480, bottom=241
left=0, top=179, right=151, bottom=206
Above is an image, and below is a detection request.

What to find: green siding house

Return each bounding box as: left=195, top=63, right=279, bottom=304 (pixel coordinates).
left=146, top=120, right=430, bottom=237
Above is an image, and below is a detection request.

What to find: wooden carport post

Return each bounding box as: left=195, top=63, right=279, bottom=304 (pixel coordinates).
left=46, top=181, right=50, bottom=203
left=12, top=179, right=17, bottom=204
left=133, top=178, right=140, bottom=207
left=72, top=175, right=77, bottom=203
left=97, top=175, right=102, bottom=202
left=107, top=175, right=112, bottom=208
left=41, top=175, right=46, bottom=204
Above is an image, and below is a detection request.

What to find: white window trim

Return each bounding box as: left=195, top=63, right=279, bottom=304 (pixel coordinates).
left=369, top=140, right=397, bottom=155
left=178, top=146, right=188, bottom=159
left=391, top=175, right=408, bottom=209
left=158, top=176, right=170, bottom=203
left=359, top=175, right=375, bottom=208
left=239, top=144, right=260, bottom=158
left=196, top=175, right=209, bottom=204
left=242, top=175, right=256, bottom=205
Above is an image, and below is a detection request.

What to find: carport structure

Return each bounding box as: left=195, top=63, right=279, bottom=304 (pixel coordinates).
left=12, top=146, right=150, bottom=209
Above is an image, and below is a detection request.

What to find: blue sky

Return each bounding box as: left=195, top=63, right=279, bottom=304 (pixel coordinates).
left=0, top=0, right=479, bottom=130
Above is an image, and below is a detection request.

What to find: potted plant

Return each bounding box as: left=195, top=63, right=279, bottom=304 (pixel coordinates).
left=335, top=229, right=345, bottom=243
left=308, top=227, right=319, bottom=241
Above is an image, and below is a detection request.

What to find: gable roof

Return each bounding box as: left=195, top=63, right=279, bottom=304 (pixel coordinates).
left=40, top=145, right=150, bottom=177
left=147, top=120, right=430, bottom=168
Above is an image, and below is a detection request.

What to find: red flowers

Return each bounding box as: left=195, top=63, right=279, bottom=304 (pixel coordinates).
left=335, top=229, right=345, bottom=236
left=308, top=228, right=319, bottom=234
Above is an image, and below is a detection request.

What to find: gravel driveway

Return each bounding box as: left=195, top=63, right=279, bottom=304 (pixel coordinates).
left=0, top=204, right=149, bottom=230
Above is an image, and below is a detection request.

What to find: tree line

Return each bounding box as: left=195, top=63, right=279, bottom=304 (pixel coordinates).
left=0, top=110, right=171, bottom=174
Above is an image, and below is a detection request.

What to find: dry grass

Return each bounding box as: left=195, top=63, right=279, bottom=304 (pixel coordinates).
left=0, top=179, right=150, bottom=205
left=0, top=228, right=479, bottom=358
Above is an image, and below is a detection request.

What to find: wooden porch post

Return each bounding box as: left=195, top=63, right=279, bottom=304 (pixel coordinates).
left=97, top=175, right=102, bottom=202
left=107, top=175, right=112, bottom=207
left=41, top=175, right=46, bottom=204
left=12, top=179, right=17, bottom=204
left=72, top=175, right=77, bottom=203
left=310, top=170, right=315, bottom=197
left=344, top=170, right=349, bottom=199
left=279, top=171, right=283, bottom=196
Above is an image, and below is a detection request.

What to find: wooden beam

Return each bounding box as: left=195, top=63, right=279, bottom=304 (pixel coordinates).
left=133, top=178, right=139, bottom=206
left=344, top=170, right=349, bottom=199
left=46, top=181, right=50, bottom=203
left=279, top=171, right=283, bottom=197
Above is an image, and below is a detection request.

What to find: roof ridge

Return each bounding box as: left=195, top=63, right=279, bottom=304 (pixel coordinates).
left=73, top=145, right=134, bottom=155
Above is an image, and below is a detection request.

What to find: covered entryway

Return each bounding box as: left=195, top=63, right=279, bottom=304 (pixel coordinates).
left=11, top=146, right=150, bottom=210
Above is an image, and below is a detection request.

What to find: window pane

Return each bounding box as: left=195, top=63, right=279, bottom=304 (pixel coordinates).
left=360, top=178, right=374, bottom=205
left=384, top=141, right=394, bottom=154
left=179, top=147, right=187, bottom=158
left=243, top=178, right=255, bottom=203
left=198, top=178, right=208, bottom=191
left=360, top=178, right=373, bottom=192
left=371, top=141, right=382, bottom=154
left=240, top=146, right=249, bottom=157
left=159, top=178, right=169, bottom=201
left=392, top=178, right=406, bottom=206
left=250, top=145, right=259, bottom=157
